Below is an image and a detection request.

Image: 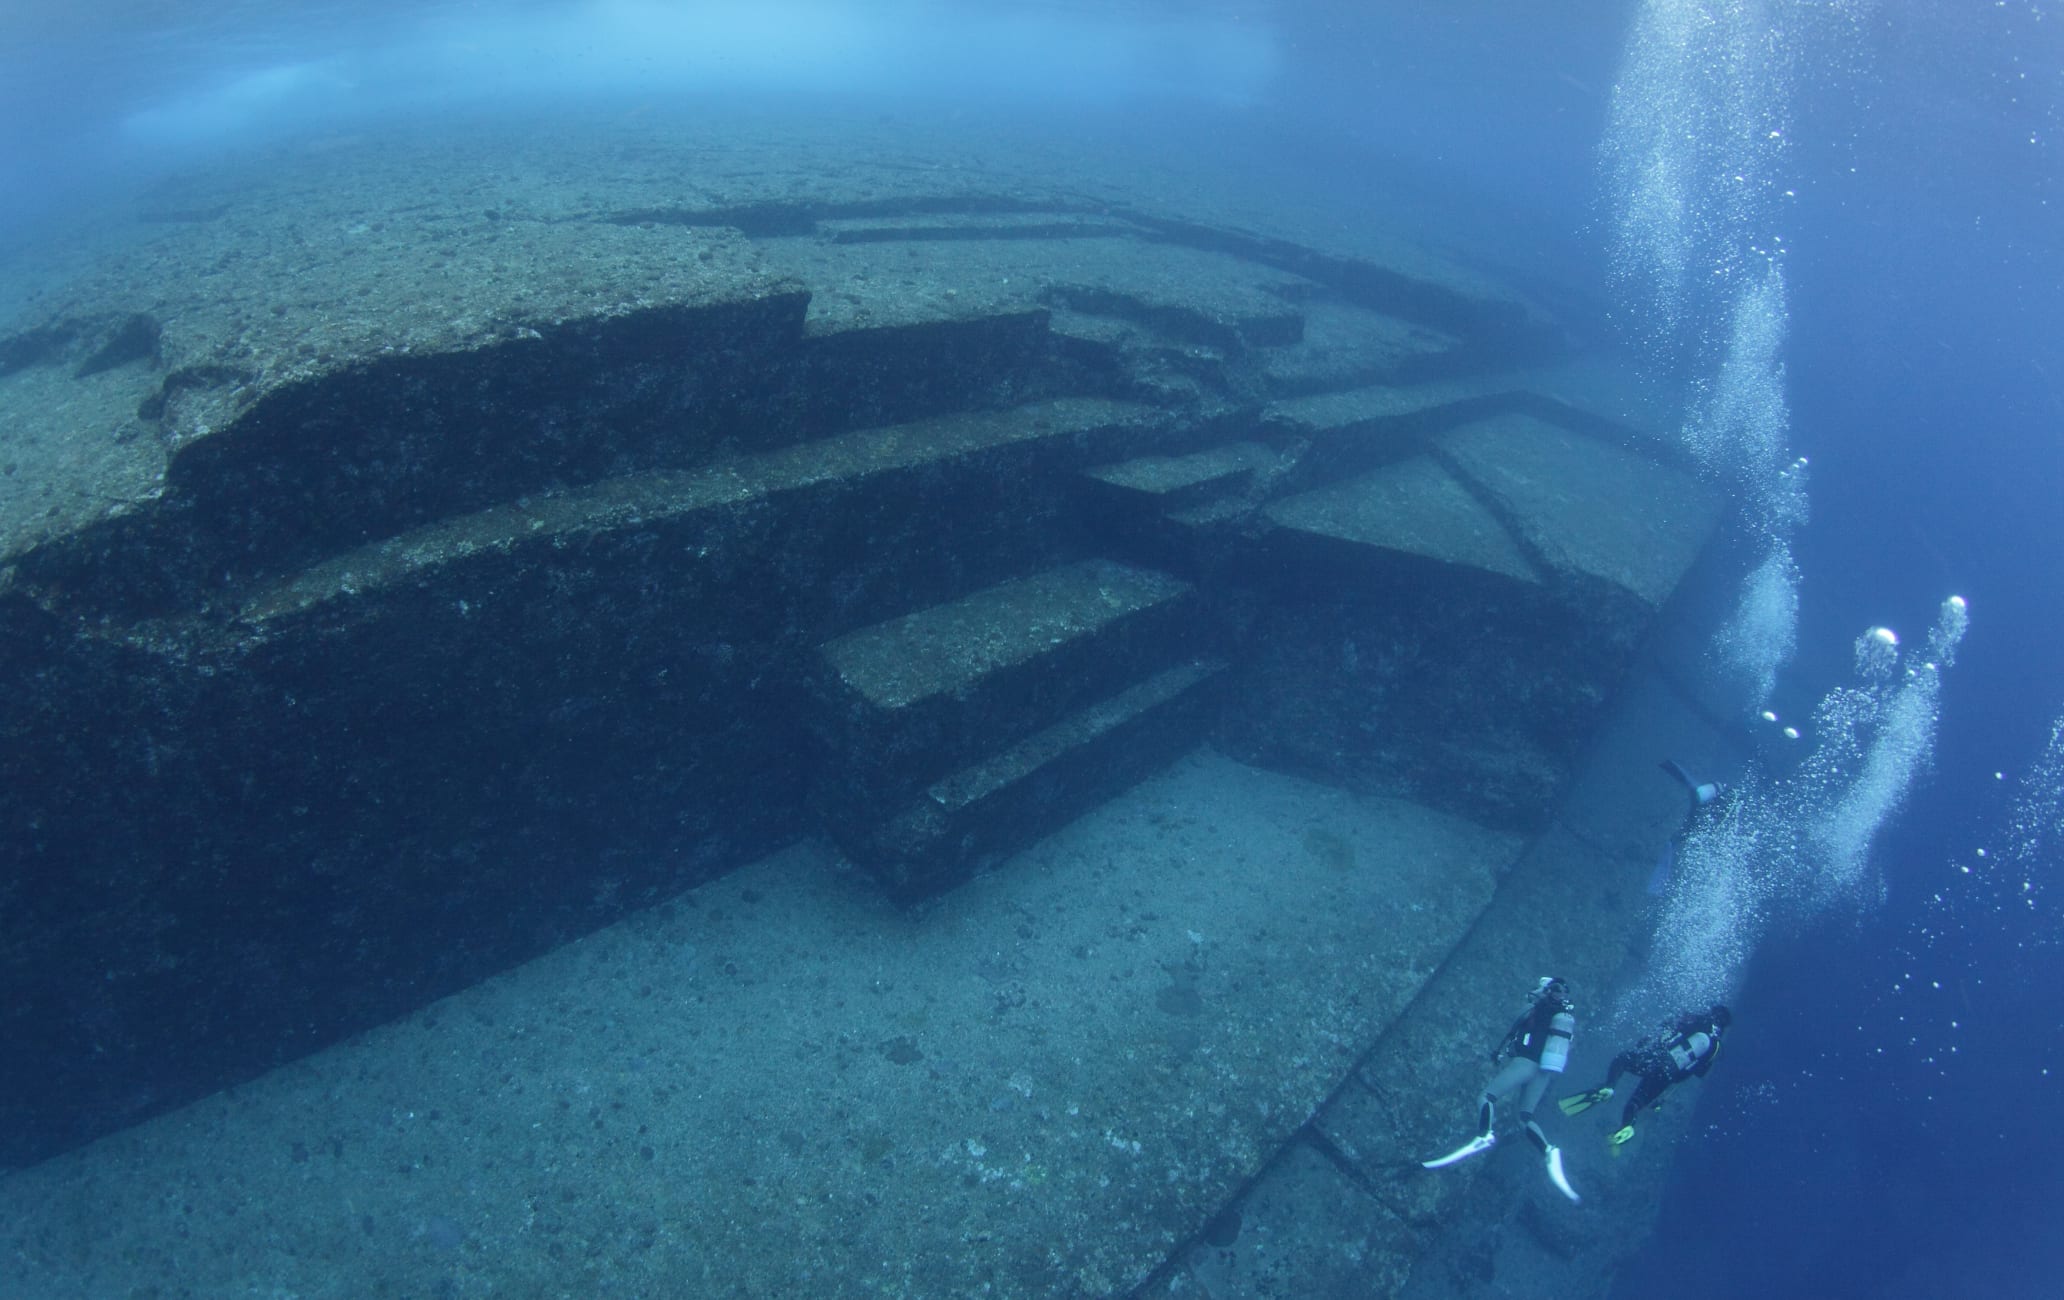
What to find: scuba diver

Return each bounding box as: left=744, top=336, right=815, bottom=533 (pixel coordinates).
left=1422, top=976, right=1581, bottom=1203
left=1559, top=1003, right=1731, bottom=1147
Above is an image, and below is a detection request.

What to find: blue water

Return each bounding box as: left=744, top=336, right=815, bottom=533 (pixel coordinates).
left=3, top=2, right=2059, bottom=1295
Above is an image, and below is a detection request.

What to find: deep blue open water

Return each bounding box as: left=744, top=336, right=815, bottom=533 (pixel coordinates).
left=3, top=2, right=2058, bottom=1295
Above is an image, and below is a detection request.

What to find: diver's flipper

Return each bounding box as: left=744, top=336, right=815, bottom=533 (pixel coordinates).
left=1558, top=1087, right=1614, bottom=1117
left=1660, top=758, right=1720, bottom=807
left=1421, top=1134, right=1496, bottom=1169
left=1545, top=1145, right=1581, bottom=1203
left=1609, top=1125, right=1636, bottom=1147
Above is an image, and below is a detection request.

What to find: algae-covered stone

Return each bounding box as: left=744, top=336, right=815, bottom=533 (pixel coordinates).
left=1435, top=413, right=1719, bottom=609
left=1266, top=454, right=1540, bottom=586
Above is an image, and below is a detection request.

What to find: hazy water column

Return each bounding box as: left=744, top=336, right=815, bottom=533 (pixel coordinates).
left=1642, top=597, right=1970, bottom=1009
left=1919, top=710, right=2064, bottom=962
left=1598, top=2, right=1975, bottom=1017
left=1603, top=0, right=1803, bottom=707
left=1998, top=714, right=2064, bottom=920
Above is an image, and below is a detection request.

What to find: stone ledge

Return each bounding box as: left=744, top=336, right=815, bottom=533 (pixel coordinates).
left=1265, top=454, right=1542, bottom=588
left=851, top=659, right=1226, bottom=895
left=1433, top=413, right=1720, bottom=610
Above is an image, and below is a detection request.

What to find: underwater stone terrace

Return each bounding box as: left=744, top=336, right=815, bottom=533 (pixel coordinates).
left=0, top=181, right=1713, bottom=1167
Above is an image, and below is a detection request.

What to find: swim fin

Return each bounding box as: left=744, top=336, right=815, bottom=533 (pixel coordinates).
left=1421, top=1133, right=1496, bottom=1169
left=1661, top=758, right=1721, bottom=808
left=1558, top=1087, right=1614, bottom=1117
left=1545, top=1145, right=1581, bottom=1203
left=1609, top=1124, right=1636, bottom=1147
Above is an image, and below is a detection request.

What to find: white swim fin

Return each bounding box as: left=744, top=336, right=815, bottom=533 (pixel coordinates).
left=1421, top=1133, right=1496, bottom=1170
left=1661, top=758, right=1720, bottom=807
left=1545, top=1145, right=1581, bottom=1203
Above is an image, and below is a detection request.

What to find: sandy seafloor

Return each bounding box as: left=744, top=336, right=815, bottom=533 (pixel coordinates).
left=0, top=747, right=1518, bottom=1299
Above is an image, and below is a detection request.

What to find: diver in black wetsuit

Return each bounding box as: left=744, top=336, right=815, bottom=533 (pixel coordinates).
left=1561, top=1004, right=1731, bottom=1146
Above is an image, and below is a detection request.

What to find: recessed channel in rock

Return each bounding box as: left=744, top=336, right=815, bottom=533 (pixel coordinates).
left=0, top=113, right=1724, bottom=1297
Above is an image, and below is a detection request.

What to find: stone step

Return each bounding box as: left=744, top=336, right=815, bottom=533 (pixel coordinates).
left=837, top=658, right=1228, bottom=895
left=1258, top=377, right=1515, bottom=499
left=1081, top=441, right=1274, bottom=512
left=1257, top=299, right=1463, bottom=397
left=1089, top=490, right=1265, bottom=586
left=1506, top=351, right=1687, bottom=459
left=1040, top=242, right=1312, bottom=350
left=1431, top=412, right=1720, bottom=612
left=231, top=398, right=1171, bottom=637
left=813, top=559, right=1203, bottom=818
left=26, top=297, right=1089, bottom=622
left=793, top=307, right=1060, bottom=429
left=0, top=396, right=1196, bottom=1169
left=1221, top=457, right=1573, bottom=833
left=1081, top=443, right=1271, bottom=586
left=1044, top=308, right=1240, bottom=405
left=1262, top=373, right=1507, bottom=440
left=1262, top=454, right=1542, bottom=593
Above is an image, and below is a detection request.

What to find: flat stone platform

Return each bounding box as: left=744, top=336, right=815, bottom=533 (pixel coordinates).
left=0, top=749, right=1519, bottom=1299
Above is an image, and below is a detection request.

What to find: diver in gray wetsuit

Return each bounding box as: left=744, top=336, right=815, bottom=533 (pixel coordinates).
left=1423, top=976, right=1581, bottom=1202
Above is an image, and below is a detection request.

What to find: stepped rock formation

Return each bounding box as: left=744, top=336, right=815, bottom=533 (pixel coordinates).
left=0, top=113, right=1724, bottom=1296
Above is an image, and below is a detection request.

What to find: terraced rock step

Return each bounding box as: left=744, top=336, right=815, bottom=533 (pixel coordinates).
left=1081, top=441, right=1273, bottom=511
left=1266, top=373, right=1504, bottom=431
left=1505, top=352, right=1686, bottom=454
left=1433, top=412, right=1719, bottom=610
left=1039, top=242, right=1311, bottom=349
left=1258, top=299, right=1463, bottom=396
left=236, top=399, right=1169, bottom=635
left=0, top=109, right=1703, bottom=1186
left=1219, top=420, right=1685, bottom=833
left=822, top=561, right=1191, bottom=711
left=851, top=658, right=1227, bottom=895
left=813, top=559, right=1211, bottom=889
left=1264, top=454, right=1542, bottom=590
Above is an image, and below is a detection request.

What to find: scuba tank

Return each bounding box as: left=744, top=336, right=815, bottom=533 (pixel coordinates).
left=1667, top=1031, right=1713, bottom=1073
left=1539, top=1008, right=1575, bottom=1073
left=1521, top=977, right=1575, bottom=1073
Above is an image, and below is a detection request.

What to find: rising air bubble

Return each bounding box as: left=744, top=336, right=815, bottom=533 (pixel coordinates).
left=1632, top=595, right=1970, bottom=1010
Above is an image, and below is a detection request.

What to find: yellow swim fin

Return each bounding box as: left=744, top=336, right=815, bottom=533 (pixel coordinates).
left=1558, top=1087, right=1613, bottom=1117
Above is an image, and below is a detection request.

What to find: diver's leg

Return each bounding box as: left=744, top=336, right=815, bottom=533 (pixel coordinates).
left=1427, top=1058, right=1537, bottom=1169
left=1479, top=1057, right=1534, bottom=1134
left=1601, top=1051, right=1638, bottom=1092
left=1518, top=1065, right=1561, bottom=1151
left=1517, top=1066, right=1583, bottom=1202
left=1620, top=1071, right=1669, bottom=1127
left=1517, top=1065, right=1554, bottom=1129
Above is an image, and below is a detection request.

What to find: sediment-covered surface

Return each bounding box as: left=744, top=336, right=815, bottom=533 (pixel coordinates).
left=0, top=106, right=1716, bottom=1300
left=0, top=751, right=1516, bottom=1299
left=1142, top=634, right=1754, bottom=1300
